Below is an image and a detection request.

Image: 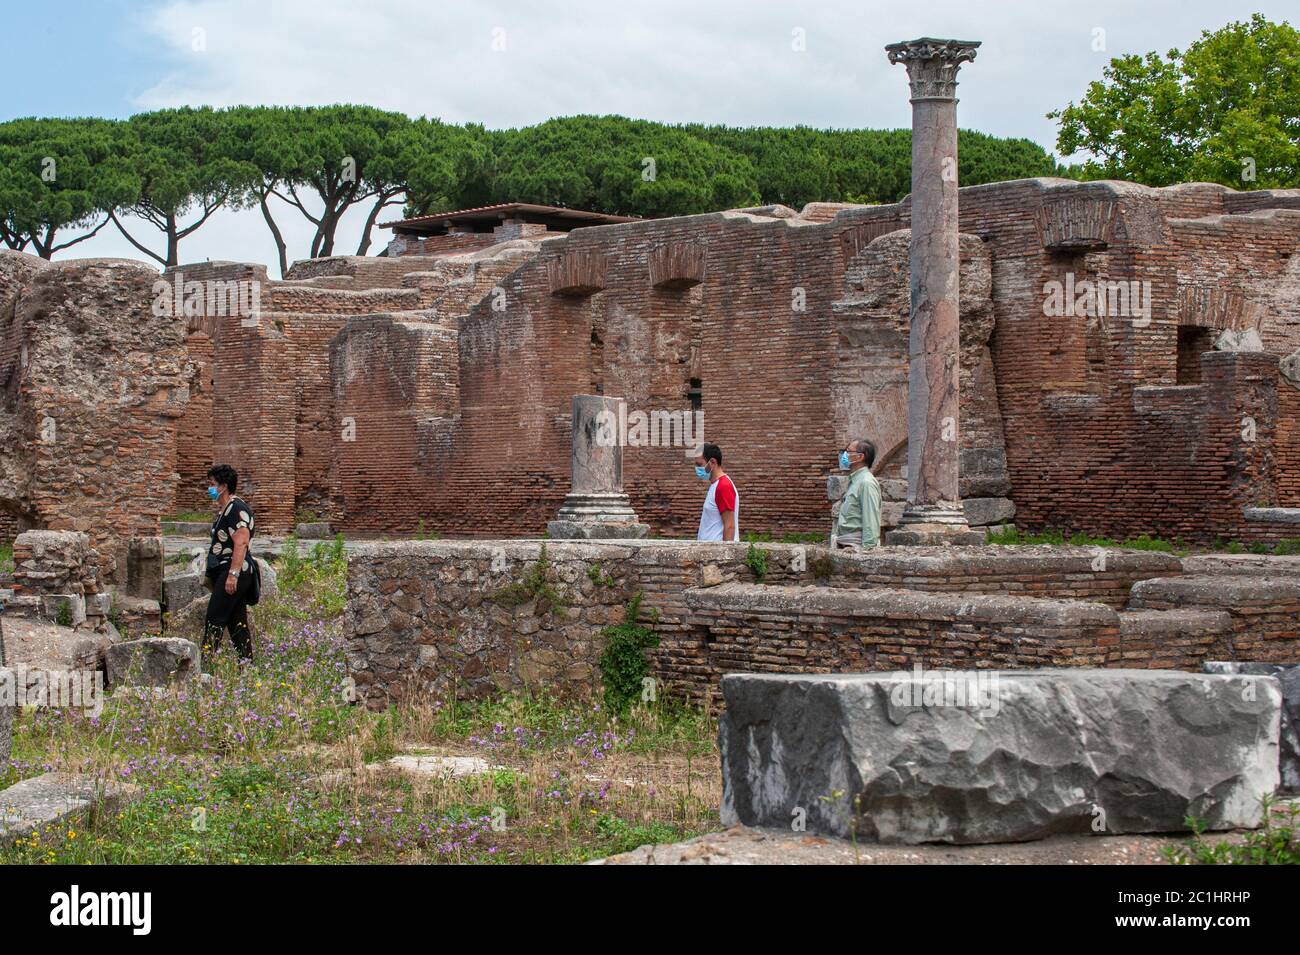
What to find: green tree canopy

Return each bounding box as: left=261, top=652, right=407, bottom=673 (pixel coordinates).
left=0, top=109, right=1066, bottom=267
left=0, top=117, right=133, bottom=258
left=110, top=107, right=260, bottom=267
left=1051, top=15, right=1300, bottom=188
left=462, top=115, right=763, bottom=218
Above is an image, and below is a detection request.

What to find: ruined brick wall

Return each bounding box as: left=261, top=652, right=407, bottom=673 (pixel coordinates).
left=391, top=233, right=497, bottom=257
left=0, top=256, right=191, bottom=582
left=168, top=257, right=433, bottom=530
left=337, top=210, right=872, bottom=538
left=673, top=583, right=1119, bottom=707
left=285, top=255, right=451, bottom=289
left=1278, top=380, right=1300, bottom=507
left=330, top=316, right=460, bottom=531
left=936, top=179, right=1300, bottom=543
left=174, top=330, right=214, bottom=513
left=332, top=180, right=1297, bottom=544
left=0, top=251, right=48, bottom=541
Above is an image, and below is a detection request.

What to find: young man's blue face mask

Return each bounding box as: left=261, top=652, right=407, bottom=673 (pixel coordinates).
left=694, top=465, right=710, bottom=481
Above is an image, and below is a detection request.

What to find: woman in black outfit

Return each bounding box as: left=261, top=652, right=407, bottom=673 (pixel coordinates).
left=203, top=464, right=256, bottom=660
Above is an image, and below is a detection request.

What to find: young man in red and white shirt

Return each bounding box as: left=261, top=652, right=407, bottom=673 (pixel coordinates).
left=695, top=443, right=740, bottom=541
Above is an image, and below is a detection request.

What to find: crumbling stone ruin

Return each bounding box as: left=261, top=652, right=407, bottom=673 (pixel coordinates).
left=2, top=178, right=1299, bottom=551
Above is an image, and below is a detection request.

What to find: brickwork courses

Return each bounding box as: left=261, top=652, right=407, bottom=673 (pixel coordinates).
left=3, top=179, right=1299, bottom=552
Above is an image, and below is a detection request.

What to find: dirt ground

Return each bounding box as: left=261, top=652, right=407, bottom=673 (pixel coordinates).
left=591, top=824, right=1234, bottom=865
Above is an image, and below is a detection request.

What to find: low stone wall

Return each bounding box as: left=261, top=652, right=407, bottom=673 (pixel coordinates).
left=1128, top=575, right=1300, bottom=663
left=817, top=545, right=1181, bottom=608
left=345, top=541, right=640, bottom=705
left=674, top=583, right=1120, bottom=706
left=343, top=540, right=1191, bottom=707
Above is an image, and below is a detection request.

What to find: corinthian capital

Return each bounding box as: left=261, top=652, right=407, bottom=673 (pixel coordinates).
left=885, top=37, right=980, bottom=102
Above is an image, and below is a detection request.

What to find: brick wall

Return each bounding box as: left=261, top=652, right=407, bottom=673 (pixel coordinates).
left=675, top=583, right=1119, bottom=707
left=327, top=180, right=1299, bottom=544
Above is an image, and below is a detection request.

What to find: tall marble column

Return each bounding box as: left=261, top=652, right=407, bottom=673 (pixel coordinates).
left=547, top=395, right=649, bottom=539
left=884, top=37, right=986, bottom=546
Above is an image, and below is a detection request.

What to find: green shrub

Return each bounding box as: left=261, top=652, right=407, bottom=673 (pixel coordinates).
left=744, top=542, right=768, bottom=582
left=587, top=561, right=616, bottom=588
left=598, top=592, right=660, bottom=713
left=1165, top=798, right=1299, bottom=865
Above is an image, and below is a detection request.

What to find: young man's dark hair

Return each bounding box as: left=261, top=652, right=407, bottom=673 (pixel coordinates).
left=207, top=464, right=239, bottom=493
left=701, top=443, right=723, bottom=466
left=857, top=439, right=876, bottom=469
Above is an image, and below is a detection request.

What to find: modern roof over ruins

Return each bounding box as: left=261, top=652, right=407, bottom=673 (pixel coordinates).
left=382, top=203, right=642, bottom=237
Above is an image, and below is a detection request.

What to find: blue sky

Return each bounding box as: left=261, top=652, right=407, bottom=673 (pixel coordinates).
left=1, top=0, right=1294, bottom=267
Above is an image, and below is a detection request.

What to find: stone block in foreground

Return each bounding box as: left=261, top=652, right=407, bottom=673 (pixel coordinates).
left=105, top=637, right=200, bottom=687
left=1203, top=661, right=1299, bottom=795
left=0, top=668, right=13, bottom=764
left=719, top=669, right=1280, bottom=844
left=0, top=773, right=133, bottom=847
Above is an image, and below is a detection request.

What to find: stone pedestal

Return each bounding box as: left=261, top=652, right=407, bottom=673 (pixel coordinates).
left=548, top=395, right=649, bottom=540
left=884, top=37, right=981, bottom=547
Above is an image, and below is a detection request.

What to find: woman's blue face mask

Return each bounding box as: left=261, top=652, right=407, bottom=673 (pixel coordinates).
left=207, top=485, right=220, bottom=501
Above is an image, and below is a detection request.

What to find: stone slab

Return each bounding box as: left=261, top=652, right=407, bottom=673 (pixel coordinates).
left=0, top=668, right=12, bottom=763
left=163, top=570, right=206, bottom=611
left=1, top=618, right=110, bottom=671
left=546, top=519, right=650, bottom=540
left=105, top=637, right=200, bottom=687
left=380, top=754, right=503, bottom=779
left=1203, top=662, right=1299, bottom=795
left=719, top=669, right=1280, bottom=844
left=1130, top=574, right=1300, bottom=609
left=162, top=521, right=210, bottom=537
left=1243, top=507, right=1300, bottom=525
left=1182, top=554, right=1300, bottom=577
left=0, top=773, right=133, bottom=847
left=961, top=497, right=1017, bottom=527
left=884, top=526, right=987, bottom=547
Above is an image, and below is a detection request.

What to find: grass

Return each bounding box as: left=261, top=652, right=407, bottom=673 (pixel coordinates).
left=987, top=527, right=1300, bottom=558
left=164, top=511, right=211, bottom=524
left=1, top=538, right=719, bottom=865
left=743, top=531, right=826, bottom=544
left=0, top=541, right=12, bottom=574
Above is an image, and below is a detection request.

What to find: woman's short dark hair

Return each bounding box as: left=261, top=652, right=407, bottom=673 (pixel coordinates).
left=207, top=464, right=238, bottom=492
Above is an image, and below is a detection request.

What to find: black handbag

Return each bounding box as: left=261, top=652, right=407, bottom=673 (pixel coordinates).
left=246, top=556, right=262, bottom=606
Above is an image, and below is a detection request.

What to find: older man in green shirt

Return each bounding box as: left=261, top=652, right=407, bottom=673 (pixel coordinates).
left=833, top=438, right=882, bottom=549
